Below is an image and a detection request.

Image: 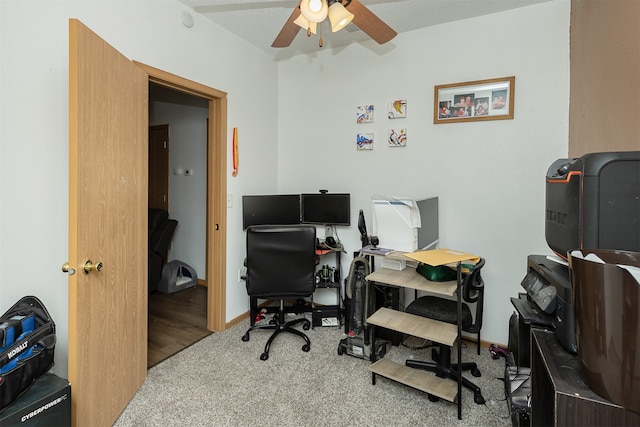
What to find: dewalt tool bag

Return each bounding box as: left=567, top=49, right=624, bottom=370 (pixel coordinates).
left=0, top=296, right=56, bottom=411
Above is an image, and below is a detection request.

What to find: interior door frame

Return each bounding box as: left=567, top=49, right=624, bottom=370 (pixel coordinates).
left=135, top=61, right=227, bottom=332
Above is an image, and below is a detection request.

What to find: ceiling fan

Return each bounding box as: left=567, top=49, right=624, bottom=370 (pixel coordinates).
left=272, top=0, right=397, bottom=48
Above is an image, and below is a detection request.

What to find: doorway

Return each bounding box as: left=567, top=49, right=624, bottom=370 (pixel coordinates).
left=137, top=61, right=228, bottom=334
left=148, top=123, right=169, bottom=211
left=147, top=84, right=212, bottom=367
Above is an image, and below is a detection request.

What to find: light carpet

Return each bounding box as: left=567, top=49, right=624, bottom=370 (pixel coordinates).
left=115, top=319, right=512, bottom=426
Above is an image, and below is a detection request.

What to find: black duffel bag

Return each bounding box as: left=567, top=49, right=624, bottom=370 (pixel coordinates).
left=0, top=296, right=56, bottom=411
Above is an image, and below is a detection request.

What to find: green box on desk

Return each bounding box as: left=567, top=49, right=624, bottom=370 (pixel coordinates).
left=0, top=373, right=71, bottom=427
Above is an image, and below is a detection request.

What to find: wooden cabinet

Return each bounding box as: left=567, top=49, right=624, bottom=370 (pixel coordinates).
left=365, top=266, right=462, bottom=413
left=531, top=330, right=640, bottom=426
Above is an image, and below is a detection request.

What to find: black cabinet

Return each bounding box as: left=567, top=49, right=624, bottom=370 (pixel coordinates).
left=0, top=373, right=71, bottom=427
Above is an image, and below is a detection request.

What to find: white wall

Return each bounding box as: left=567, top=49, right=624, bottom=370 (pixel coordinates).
left=0, top=0, right=279, bottom=378
left=0, top=0, right=570, bottom=380
left=150, top=99, right=208, bottom=277
left=276, top=1, right=571, bottom=345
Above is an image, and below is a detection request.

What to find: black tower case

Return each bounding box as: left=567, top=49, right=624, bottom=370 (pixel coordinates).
left=545, top=151, right=640, bottom=259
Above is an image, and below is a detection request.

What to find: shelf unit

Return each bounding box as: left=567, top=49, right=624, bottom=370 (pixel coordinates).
left=365, top=265, right=465, bottom=419
left=313, top=246, right=343, bottom=327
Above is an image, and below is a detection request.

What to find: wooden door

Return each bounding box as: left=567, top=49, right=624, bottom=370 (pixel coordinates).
left=148, top=124, right=169, bottom=210
left=68, top=19, right=148, bottom=426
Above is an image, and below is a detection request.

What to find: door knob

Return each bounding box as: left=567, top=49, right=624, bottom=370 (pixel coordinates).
left=82, top=260, right=103, bottom=275
left=62, top=262, right=76, bottom=275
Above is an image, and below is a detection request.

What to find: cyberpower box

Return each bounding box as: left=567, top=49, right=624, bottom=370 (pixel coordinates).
left=0, top=373, right=70, bottom=426
left=545, top=151, right=640, bottom=259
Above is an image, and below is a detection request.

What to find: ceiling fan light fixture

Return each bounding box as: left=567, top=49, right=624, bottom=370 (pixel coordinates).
left=328, top=1, right=354, bottom=32
left=300, top=0, right=328, bottom=23
left=294, top=14, right=317, bottom=35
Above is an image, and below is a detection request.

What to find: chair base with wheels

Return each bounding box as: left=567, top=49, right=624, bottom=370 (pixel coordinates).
left=241, top=299, right=311, bottom=361
left=404, top=258, right=487, bottom=405
left=405, top=345, right=485, bottom=404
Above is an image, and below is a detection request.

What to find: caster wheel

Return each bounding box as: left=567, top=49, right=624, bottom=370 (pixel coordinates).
left=303, top=323, right=310, bottom=331
left=241, top=333, right=250, bottom=342
left=428, top=394, right=439, bottom=402
left=474, top=392, right=485, bottom=405
left=337, top=345, right=344, bottom=356
left=471, top=368, right=481, bottom=377
left=302, top=344, right=311, bottom=352
left=260, top=353, right=269, bottom=361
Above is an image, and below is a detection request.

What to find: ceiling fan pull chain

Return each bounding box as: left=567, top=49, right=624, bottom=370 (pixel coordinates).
left=319, top=22, right=323, bottom=47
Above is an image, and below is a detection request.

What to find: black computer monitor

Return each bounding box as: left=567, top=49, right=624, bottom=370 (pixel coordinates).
left=242, top=194, right=301, bottom=229
left=300, top=193, right=350, bottom=226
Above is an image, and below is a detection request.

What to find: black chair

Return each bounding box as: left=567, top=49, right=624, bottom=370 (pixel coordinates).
left=148, top=208, right=178, bottom=293
left=241, top=225, right=317, bottom=361
left=405, top=258, right=486, bottom=404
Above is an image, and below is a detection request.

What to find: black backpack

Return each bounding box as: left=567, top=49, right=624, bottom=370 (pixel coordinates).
left=0, top=296, right=56, bottom=411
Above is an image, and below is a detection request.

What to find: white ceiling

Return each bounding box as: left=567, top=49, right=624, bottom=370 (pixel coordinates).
left=178, top=0, right=552, bottom=61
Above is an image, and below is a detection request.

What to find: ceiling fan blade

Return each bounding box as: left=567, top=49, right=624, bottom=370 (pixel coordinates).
left=348, top=0, right=397, bottom=45
left=271, top=1, right=302, bottom=48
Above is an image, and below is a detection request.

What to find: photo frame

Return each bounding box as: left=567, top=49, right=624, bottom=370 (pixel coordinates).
left=434, top=76, right=515, bottom=124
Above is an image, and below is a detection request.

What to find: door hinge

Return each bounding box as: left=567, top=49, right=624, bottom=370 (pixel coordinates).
left=163, top=140, right=167, bottom=149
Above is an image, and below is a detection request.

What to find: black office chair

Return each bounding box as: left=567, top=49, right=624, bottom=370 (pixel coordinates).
left=405, top=258, right=486, bottom=404
left=148, top=208, right=178, bottom=293
left=241, top=225, right=317, bottom=361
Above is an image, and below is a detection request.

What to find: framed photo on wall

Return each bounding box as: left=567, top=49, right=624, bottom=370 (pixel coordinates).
left=434, top=76, right=515, bottom=124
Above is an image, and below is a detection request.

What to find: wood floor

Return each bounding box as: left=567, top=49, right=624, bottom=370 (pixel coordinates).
left=148, top=285, right=211, bottom=368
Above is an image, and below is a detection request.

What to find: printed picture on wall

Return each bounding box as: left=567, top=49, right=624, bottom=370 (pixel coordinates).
left=388, top=100, right=407, bottom=119
left=474, top=97, right=490, bottom=116
left=491, top=89, right=508, bottom=109
left=356, top=105, right=374, bottom=123
left=357, top=133, right=374, bottom=150
left=388, top=129, right=406, bottom=147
